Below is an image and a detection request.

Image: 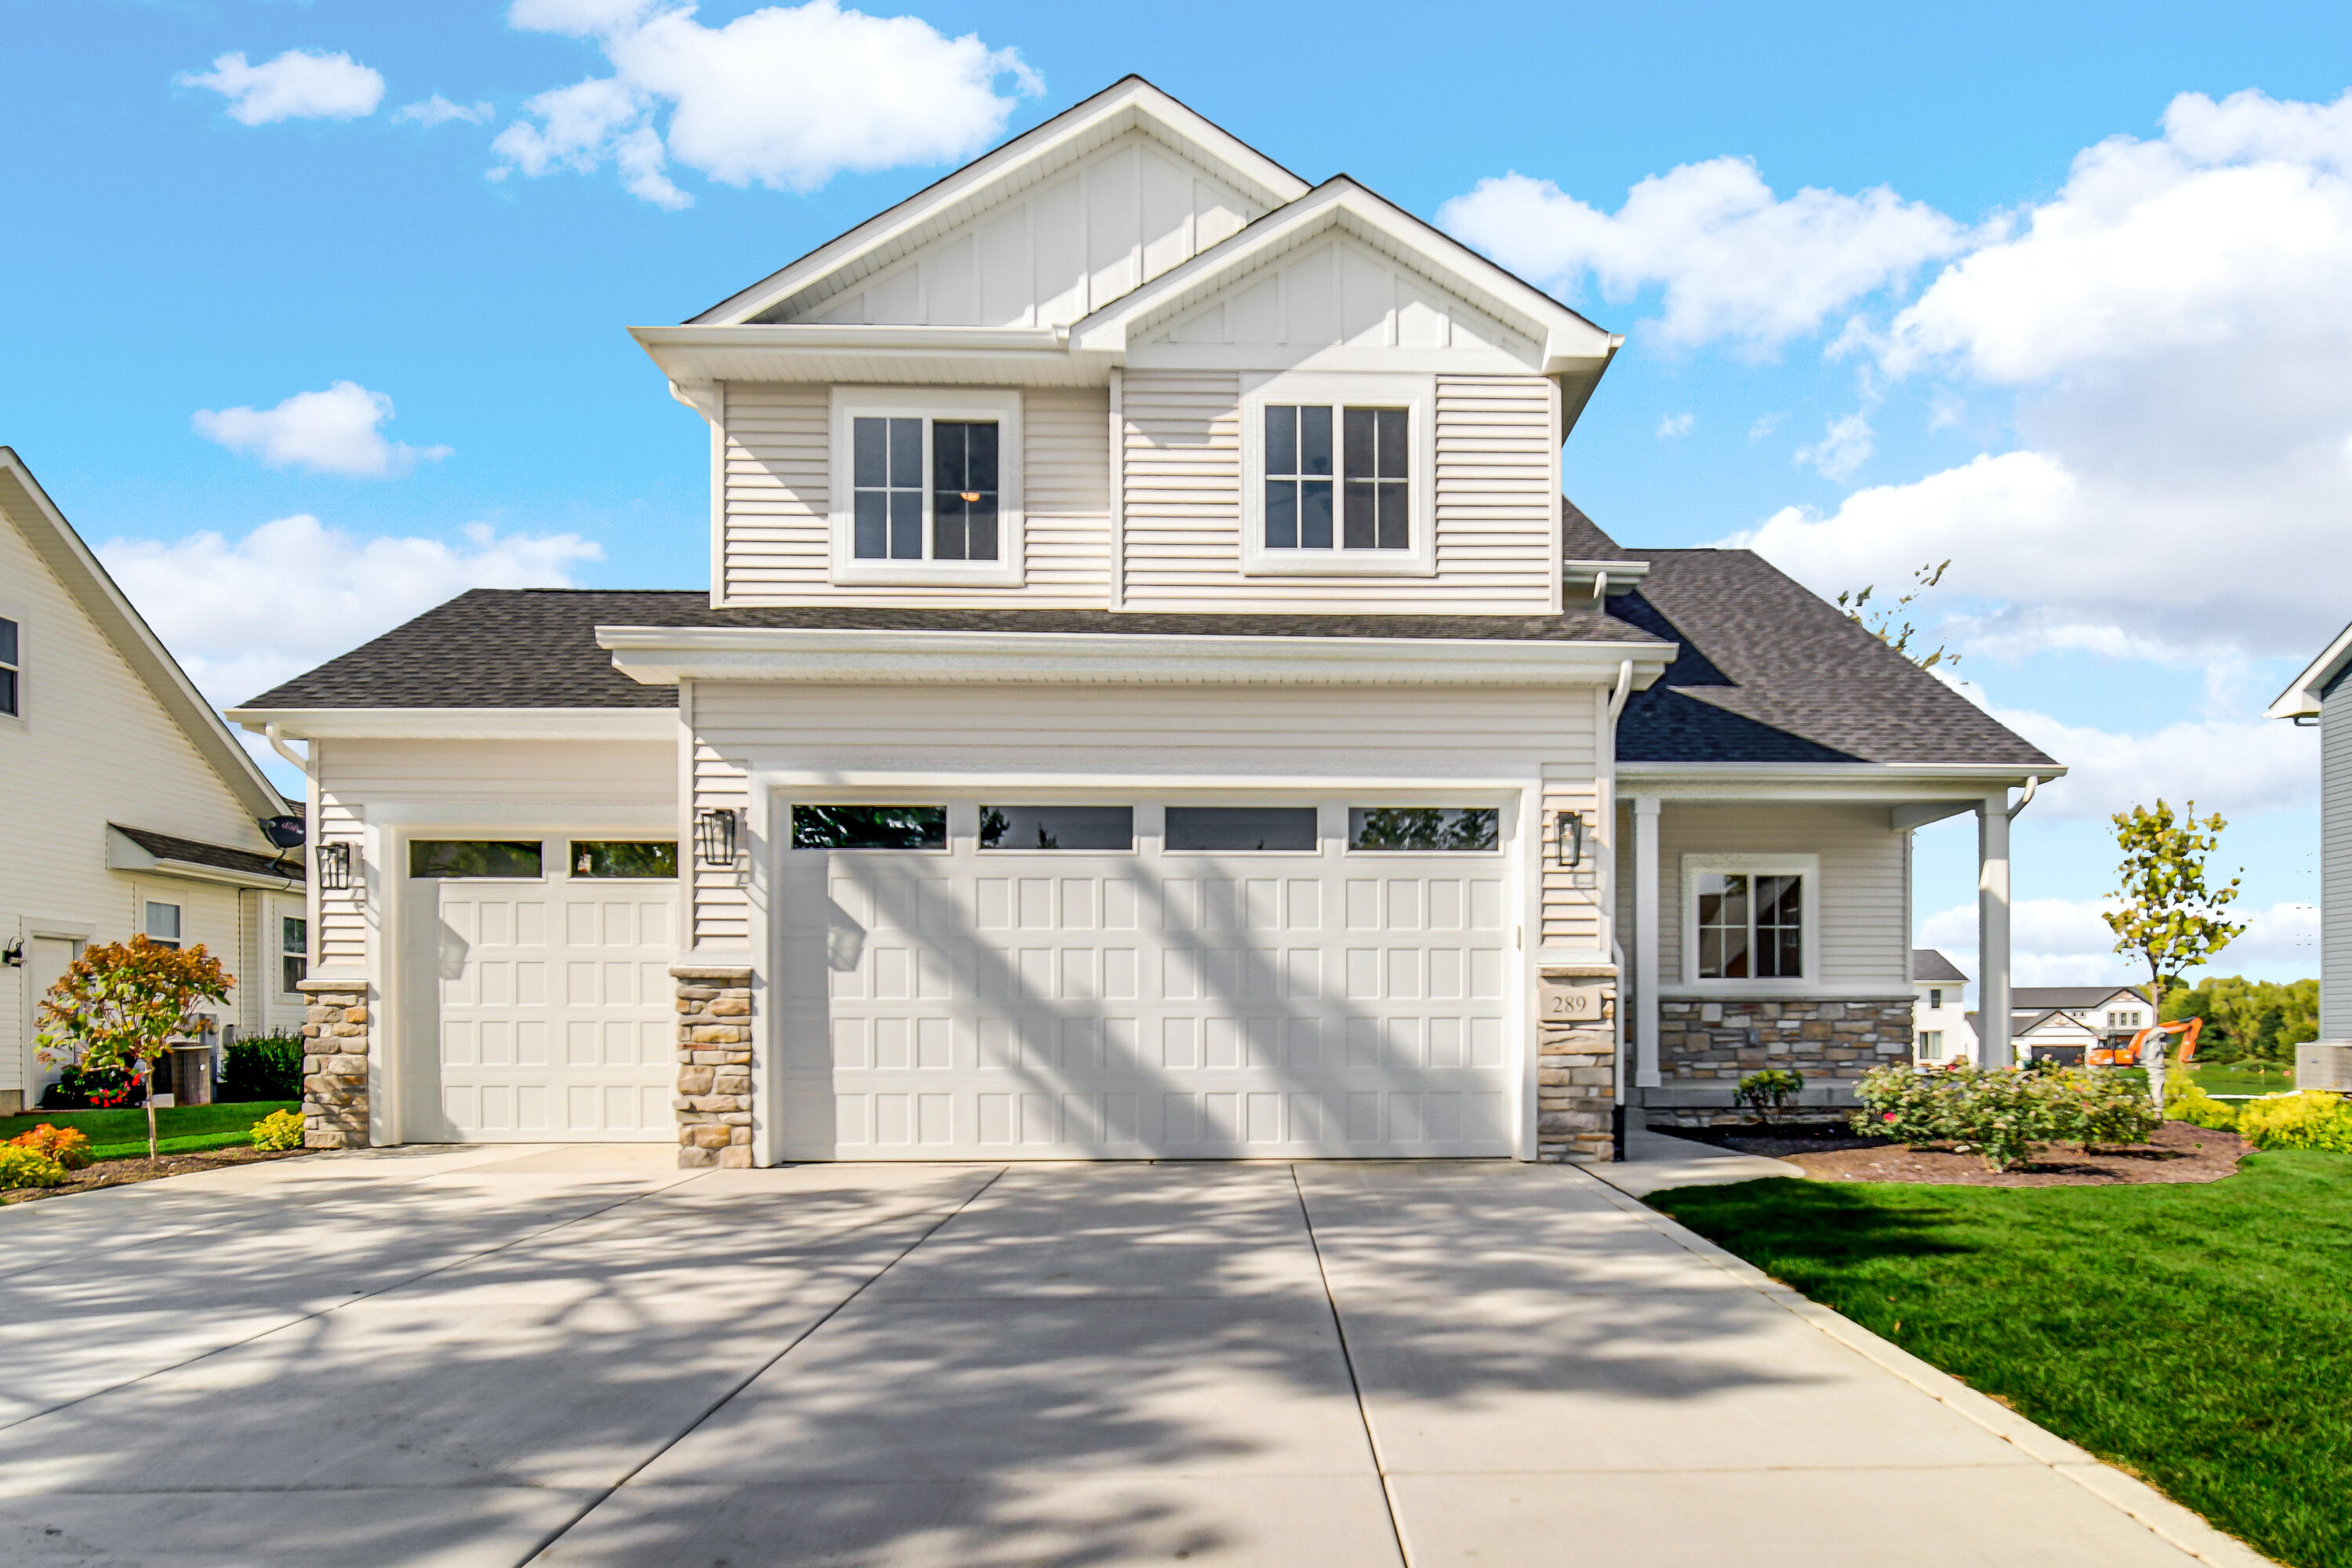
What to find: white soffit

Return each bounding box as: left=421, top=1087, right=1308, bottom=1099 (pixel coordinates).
left=689, top=77, right=1311, bottom=329
left=2267, top=618, right=2352, bottom=719
left=597, top=624, right=1673, bottom=689
left=226, top=708, right=680, bottom=742
left=630, top=325, right=1109, bottom=390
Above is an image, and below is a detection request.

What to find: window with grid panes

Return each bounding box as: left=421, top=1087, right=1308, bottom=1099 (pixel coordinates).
left=851, top=416, right=1000, bottom=562
left=1262, top=404, right=1410, bottom=551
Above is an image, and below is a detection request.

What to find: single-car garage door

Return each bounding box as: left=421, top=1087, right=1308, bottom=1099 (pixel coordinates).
left=404, top=837, right=678, bottom=1142
left=776, top=803, right=1515, bottom=1160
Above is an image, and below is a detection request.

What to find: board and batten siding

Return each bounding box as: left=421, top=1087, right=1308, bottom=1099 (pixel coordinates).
left=310, top=738, right=679, bottom=977
left=1613, top=803, right=1911, bottom=993
left=1116, top=370, right=1562, bottom=614
left=2325, top=678, right=2352, bottom=1039
left=717, top=384, right=1111, bottom=608
left=683, top=681, right=1610, bottom=957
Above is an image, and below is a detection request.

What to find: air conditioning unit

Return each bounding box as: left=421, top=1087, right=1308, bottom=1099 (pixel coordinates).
left=2297, top=1043, right=2352, bottom=1094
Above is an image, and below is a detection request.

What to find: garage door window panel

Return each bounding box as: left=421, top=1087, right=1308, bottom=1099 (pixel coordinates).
left=569, top=840, right=677, bottom=878
left=1164, top=806, right=1319, bottom=853
left=412, top=840, right=544, bottom=879
left=1347, top=808, right=1499, bottom=852
left=793, top=806, right=947, bottom=851
left=979, top=805, right=1134, bottom=851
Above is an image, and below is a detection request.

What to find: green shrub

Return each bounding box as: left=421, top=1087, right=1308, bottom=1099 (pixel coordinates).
left=1853, top=1062, right=2162, bottom=1171
left=249, top=1109, right=305, bottom=1152
left=2167, top=1080, right=2239, bottom=1131
left=2234, top=1092, right=2352, bottom=1152
left=1852, top=1062, right=1963, bottom=1146
left=220, top=1034, right=305, bottom=1102
left=2049, top=1069, right=2164, bottom=1149
left=0, top=1145, right=72, bottom=1189
left=1736, top=1068, right=1806, bottom=1121
left=7, top=1123, right=93, bottom=1170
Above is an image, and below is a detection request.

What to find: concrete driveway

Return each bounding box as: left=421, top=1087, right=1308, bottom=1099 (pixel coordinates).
left=0, top=1149, right=2260, bottom=1567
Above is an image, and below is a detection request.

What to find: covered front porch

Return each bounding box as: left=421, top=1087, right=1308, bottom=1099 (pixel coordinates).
left=1613, top=764, right=2046, bottom=1127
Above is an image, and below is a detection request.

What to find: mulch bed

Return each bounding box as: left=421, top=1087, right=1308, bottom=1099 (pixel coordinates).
left=1, top=1146, right=312, bottom=1205
left=1784, top=1121, right=2250, bottom=1188
left=1654, top=1121, right=1886, bottom=1159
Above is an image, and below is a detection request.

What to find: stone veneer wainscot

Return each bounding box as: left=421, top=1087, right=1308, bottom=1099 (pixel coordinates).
left=1537, top=969, right=1617, bottom=1162
left=296, top=976, right=370, bottom=1149
left=1650, top=996, right=1912, bottom=1126
left=673, top=965, right=753, bottom=1167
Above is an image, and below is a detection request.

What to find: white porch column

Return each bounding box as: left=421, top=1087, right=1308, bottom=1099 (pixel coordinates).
left=1633, top=795, right=1662, bottom=1088
left=1977, top=791, right=2013, bottom=1069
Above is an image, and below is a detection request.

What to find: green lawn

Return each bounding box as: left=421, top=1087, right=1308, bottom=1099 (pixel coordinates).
left=1652, top=1152, right=2352, bottom=1568
left=2, top=1102, right=298, bottom=1161
left=2190, top=1061, right=2298, bottom=1098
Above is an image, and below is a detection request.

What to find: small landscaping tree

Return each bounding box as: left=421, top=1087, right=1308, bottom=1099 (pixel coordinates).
left=35, top=936, right=233, bottom=1161
left=2103, top=801, right=2245, bottom=1098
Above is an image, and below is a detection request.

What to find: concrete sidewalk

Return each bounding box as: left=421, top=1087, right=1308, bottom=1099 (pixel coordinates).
left=1586, top=1122, right=1810, bottom=1197
left=0, top=1149, right=2268, bottom=1566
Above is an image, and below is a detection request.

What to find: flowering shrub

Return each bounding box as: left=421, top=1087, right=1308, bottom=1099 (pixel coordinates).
left=7, top=1123, right=93, bottom=1170
left=1852, top=1062, right=2161, bottom=1171
left=0, top=1145, right=71, bottom=1190
left=2234, top=1092, right=2352, bottom=1152
left=249, top=1109, right=305, bottom=1152
left=2166, top=1081, right=2240, bottom=1131
left=1735, top=1068, right=1806, bottom=1122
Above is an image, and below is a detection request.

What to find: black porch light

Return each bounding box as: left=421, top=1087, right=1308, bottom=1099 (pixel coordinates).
left=695, top=808, right=741, bottom=867
left=316, top=840, right=354, bottom=891
left=1555, top=810, right=1585, bottom=869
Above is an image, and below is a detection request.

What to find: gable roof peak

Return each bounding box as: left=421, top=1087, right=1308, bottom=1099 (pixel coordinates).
left=689, top=75, right=1312, bottom=329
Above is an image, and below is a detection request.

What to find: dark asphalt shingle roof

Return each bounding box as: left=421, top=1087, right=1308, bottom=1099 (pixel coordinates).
left=112, top=824, right=305, bottom=884
left=238, top=591, right=1663, bottom=711
left=238, top=513, right=2056, bottom=772
left=1912, top=949, right=1969, bottom=984
left=1613, top=548, right=2056, bottom=768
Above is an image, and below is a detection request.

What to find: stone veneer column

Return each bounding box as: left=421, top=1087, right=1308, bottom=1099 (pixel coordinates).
left=1536, top=971, right=1618, bottom=1163
left=295, top=976, right=370, bottom=1149
left=673, top=964, right=753, bottom=1167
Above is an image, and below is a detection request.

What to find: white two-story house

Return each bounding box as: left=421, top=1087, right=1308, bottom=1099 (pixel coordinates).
left=230, top=78, right=2057, bottom=1163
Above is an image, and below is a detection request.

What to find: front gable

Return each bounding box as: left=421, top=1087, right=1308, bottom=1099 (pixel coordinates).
left=775, top=129, right=1269, bottom=330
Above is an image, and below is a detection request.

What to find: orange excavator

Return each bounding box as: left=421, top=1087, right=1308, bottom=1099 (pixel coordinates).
left=2090, top=1016, right=2202, bottom=1069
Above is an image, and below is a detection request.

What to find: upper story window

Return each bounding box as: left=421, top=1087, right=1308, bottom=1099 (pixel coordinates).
left=1928, top=988, right=1944, bottom=1010
left=0, top=615, right=20, bottom=717
left=1240, top=373, right=1433, bottom=577
left=830, top=388, right=1023, bottom=587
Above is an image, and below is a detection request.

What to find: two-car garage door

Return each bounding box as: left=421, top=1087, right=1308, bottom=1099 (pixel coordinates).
left=775, top=804, right=1517, bottom=1160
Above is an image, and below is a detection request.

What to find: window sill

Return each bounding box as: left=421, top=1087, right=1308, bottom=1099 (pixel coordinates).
left=1238, top=551, right=1438, bottom=579
left=829, top=559, right=1025, bottom=589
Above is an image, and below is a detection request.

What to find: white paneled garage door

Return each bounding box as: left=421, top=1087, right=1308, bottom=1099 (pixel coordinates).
left=405, top=840, right=677, bottom=1142
left=776, top=804, right=1516, bottom=1159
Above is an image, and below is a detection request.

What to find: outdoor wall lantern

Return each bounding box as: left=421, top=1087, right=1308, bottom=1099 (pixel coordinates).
left=1, top=938, right=21, bottom=968
left=695, top=808, right=742, bottom=867
left=1555, top=810, right=1585, bottom=869
left=316, top=840, right=354, bottom=891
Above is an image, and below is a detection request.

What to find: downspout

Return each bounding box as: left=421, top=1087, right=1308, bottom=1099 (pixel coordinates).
left=1612, top=936, right=1629, bottom=1161
left=263, top=723, right=308, bottom=775
left=2007, top=775, right=2039, bottom=819
left=1591, top=569, right=1609, bottom=603
left=1606, top=659, right=1634, bottom=721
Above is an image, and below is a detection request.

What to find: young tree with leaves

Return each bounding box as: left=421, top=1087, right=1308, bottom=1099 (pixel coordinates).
left=2104, top=801, right=2245, bottom=1090
left=35, top=935, right=234, bottom=1160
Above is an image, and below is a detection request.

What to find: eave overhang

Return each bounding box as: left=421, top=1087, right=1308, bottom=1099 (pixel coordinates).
left=596, top=624, right=1674, bottom=690
left=227, top=708, right=677, bottom=742
left=2268, top=617, right=2352, bottom=719
left=1615, top=760, right=2067, bottom=806
left=631, top=325, right=1106, bottom=394
left=105, top=825, right=303, bottom=891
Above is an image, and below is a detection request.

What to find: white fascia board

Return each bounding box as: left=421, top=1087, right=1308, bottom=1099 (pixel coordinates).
left=226, top=707, right=679, bottom=742
left=1069, top=180, right=1617, bottom=372
left=0, top=449, right=288, bottom=820
left=630, top=325, right=1102, bottom=395
left=1616, top=760, right=2066, bottom=801
left=689, top=78, right=1311, bottom=328
left=2267, top=617, right=2352, bottom=718
left=596, top=624, right=1675, bottom=690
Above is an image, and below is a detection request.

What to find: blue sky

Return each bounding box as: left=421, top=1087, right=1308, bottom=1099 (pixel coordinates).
left=6, top=0, right=2347, bottom=988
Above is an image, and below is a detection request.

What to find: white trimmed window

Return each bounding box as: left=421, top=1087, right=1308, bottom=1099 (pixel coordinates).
left=143, top=901, right=182, bottom=949
left=1682, top=855, right=1819, bottom=985
left=829, top=387, right=1023, bottom=586
left=0, top=615, right=19, bottom=717
left=281, top=914, right=309, bottom=996
left=1240, top=373, right=1435, bottom=576
left=1918, top=1029, right=1945, bottom=1060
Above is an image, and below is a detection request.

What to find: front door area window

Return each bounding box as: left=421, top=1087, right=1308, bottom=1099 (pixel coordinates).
left=1695, top=871, right=1805, bottom=979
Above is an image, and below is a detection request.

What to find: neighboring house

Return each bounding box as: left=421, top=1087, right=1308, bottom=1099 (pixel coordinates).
left=2270, top=623, right=2350, bottom=1049
left=227, top=78, right=2056, bottom=1163
left=0, top=450, right=308, bottom=1114
left=1911, top=948, right=1976, bottom=1064
left=1964, top=984, right=2154, bottom=1066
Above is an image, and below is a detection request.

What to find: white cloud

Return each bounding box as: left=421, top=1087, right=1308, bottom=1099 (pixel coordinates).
left=1921, top=898, right=2319, bottom=987
left=99, top=516, right=602, bottom=712
left=1748, top=412, right=1786, bottom=443
left=1655, top=412, right=1693, bottom=440
left=1437, top=160, right=1966, bottom=349
left=1794, top=410, right=1875, bottom=480
left=193, top=383, right=452, bottom=478
left=1747, top=89, right=2352, bottom=663
left=1984, top=706, right=2317, bottom=822
left=180, top=49, right=384, bottom=125
left=492, top=0, right=1041, bottom=207
left=395, top=95, right=495, bottom=128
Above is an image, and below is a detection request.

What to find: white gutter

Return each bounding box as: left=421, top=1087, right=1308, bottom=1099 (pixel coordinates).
left=1606, top=659, right=1635, bottom=720
left=263, top=722, right=308, bottom=773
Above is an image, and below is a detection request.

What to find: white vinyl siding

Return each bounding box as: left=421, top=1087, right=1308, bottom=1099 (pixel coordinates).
left=771, top=131, right=1261, bottom=329
left=717, top=384, right=1110, bottom=607
left=1614, top=803, right=1910, bottom=994
left=2325, top=678, right=2352, bottom=1038
left=1117, top=370, right=1562, bottom=613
